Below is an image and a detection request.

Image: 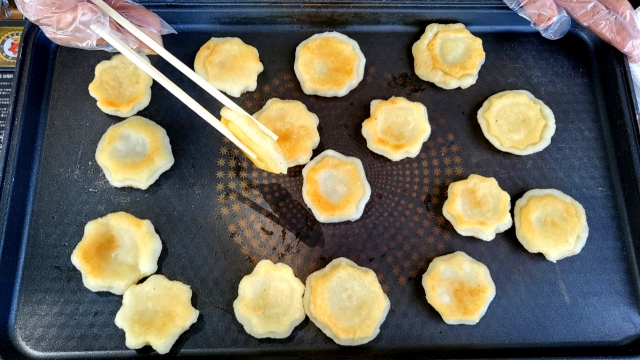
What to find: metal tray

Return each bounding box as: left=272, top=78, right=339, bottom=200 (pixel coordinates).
left=2, top=2, right=640, bottom=358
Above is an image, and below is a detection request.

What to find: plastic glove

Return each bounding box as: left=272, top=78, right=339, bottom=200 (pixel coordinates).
left=505, top=0, right=640, bottom=62
left=555, top=0, right=640, bottom=62
left=629, top=7, right=640, bottom=108
left=15, top=0, right=175, bottom=53
left=503, top=0, right=573, bottom=39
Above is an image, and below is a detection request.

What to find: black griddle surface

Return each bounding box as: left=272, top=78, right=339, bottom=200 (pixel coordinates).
left=1, top=3, right=640, bottom=358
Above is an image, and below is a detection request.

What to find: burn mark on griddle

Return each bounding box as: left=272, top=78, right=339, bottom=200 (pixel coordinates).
left=389, top=72, right=426, bottom=93
left=53, top=265, right=76, bottom=274
left=274, top=241, right=301, bottom=261
left=260, top=226, right=273, bottom=236
left=231, top=183, right=325, bottom=249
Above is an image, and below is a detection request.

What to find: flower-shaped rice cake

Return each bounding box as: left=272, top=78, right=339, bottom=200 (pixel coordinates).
left=442, top=174, right=512, bottom=241
left=89, top=54, right=153, bottom=117
left=254, top=98, right=320, bottom=167
left=294, top=32, right=366, bottom=97
left=194, top=37, right=264, bottom=97
left=95, top=116, right=174, bottom=190
left=477, top=90, right=556, bottom=155
left=233, top=260, right=306, bottom=339
left=412, top=23, right=485, bottom=89
left=302, top=150, right=371, bottom=223
left=70, top=211, right=162, bottom=295
left=422, top=251, right=495, bottom=325
left=362, top=97, right=431, bottom=161
left=115, top=275, right=199, bottom=354
left=514, top=189, right=588, bottom=262
left=220, top=107, right=288, bottom=174
left=304, top=257, right=390, bottom=346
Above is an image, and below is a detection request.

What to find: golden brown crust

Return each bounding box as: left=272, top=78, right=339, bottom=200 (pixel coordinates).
left=220, top=107, right=288, bottom=174
left=361, top=97, right=431, bottom=161
left=194, top=37, right=263, bottom=97
left=294, top=32, right=366, bottom=97
left=477, top=90, right=556, bottom=155
left=254, top=99, right=320, bottom=167
left=88, top=54, right=153, bottom=117
left=303, top=258, right=390, bottom=346
left=70, top=212, right=162, bottom=295
left=514, top=189, right=588, bottom=262
left=114, top=275, right=199, bottom=354
left=412, top=23, right=485, bottom=90
left=233, top=260, right=306, bottom=339
left=422, top=251, right=495, bottom=325
left=95, top=116, right=174, bottom=190
left=442, top=174, right=512, bottom=241
left=301, top=150, right=371, bottom=223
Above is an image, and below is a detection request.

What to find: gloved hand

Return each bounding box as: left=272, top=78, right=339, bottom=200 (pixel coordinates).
left=504, top=0, right=573, bottom=40
left=504, top=0, right=640, bottom=62
left=15, top=0, right=175, bottom=53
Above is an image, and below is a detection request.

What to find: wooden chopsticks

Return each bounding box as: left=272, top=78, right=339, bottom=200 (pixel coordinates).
left=89, top=0, right=279, bottom=158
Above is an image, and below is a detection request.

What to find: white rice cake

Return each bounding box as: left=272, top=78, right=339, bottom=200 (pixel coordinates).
left=477, top=90, right=556, bottom=155
left=233, top=260, right=306, bottom=339
left=412, top=23, right=485, bottom=90
left=302, top=150, right=371, bottom=223
left=88, top=54, right=153, bottom=117
left=294, top=32, right=366, bottom=97
left=70, top=211, right=162, bottom=295
left=442, top=174, right=512, bottom=241
left=95, top=116, right=174, bottom=190
left=254, top=98, right=320, bottom=167
left=115, top=274, right=199, bottom=355
left=220, top=107, right=288, bottom=174
left=304, top=257, right=390, bottom=346
left=194, top=37, right=264, bottom=97
left=514, top=189, right=589, bottom=262
left=362, top=97, right=431, bottom=161
left=422, top=251, right=496, bottom=325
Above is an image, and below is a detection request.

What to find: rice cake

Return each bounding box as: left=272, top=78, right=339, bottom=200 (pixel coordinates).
left=220, top=107, right=288, bottom=174
left=233, top=260, right=306, bottom=339
left=478, top=90, right=556, bottom=155
left=95, top=116, right=174, bottom=190
left=294, top=32, right=366, bottom=97
left=412, top=23, right=485, bottom=90
left=114, top=274, right=199, bottom=354
left=361, top=97, right=431, bottom=161
left=304, top=257, right=390, bottom=346
left=70, top=212, right=162, bottom=295
left=302, top=150, right=371, bottom=223
left=422, top=251, right=495, bottom=325
left=254, top=98, right=320, bottom=167
left=514, top=189, right=588, bottom=262
left=88, top=54, right=153, bottom=117
left=442, top=174, right=512, bottom=241
left=194, top=37, right=264, bottom=97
